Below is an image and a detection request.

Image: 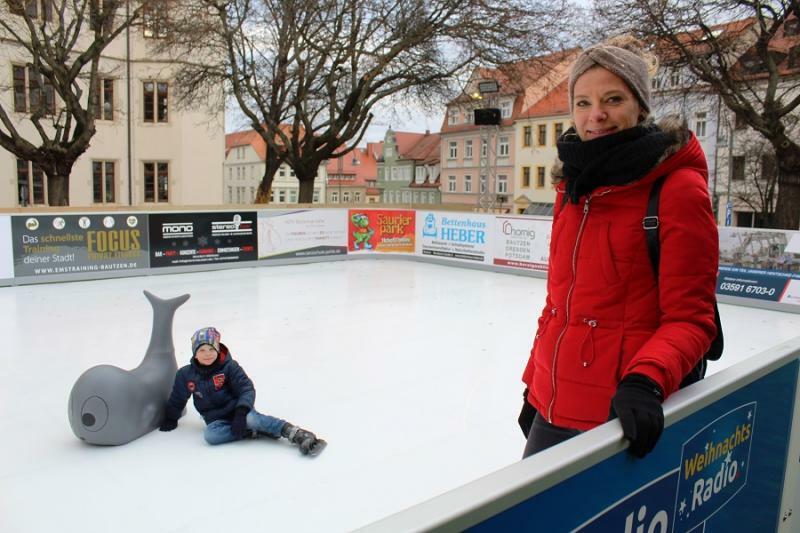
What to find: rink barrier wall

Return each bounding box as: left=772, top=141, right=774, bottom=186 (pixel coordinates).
left=3, top=208, right=800, bottom=530
left=357, top=336, right=800, bottom=532
left=2, top=208, right=799, bottom=313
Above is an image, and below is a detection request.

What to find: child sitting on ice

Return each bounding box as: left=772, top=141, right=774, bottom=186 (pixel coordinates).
left=159, top=327, right=326, bottom=456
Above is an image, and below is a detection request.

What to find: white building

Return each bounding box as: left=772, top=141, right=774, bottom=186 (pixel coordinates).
left=224, top=130, right=327, bottom=205
left=2, top=6, right=225, bottom=208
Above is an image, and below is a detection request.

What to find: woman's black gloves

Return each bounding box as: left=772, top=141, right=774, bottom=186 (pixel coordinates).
left=610, top=374, right=664, bottom=458
left=518, top=388, right=538, bottom=438
left=230, top=406, right=250, bottom=439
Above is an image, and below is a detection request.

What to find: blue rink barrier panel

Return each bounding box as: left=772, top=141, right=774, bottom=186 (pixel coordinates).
left=357, top=340, right=800, bottom=533
left=472, top=362, right=797, bottom=532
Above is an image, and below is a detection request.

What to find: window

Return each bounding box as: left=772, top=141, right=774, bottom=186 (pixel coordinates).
left=481, top=139, right=487, bottom=157
left=523, top=126, right=532, bottom=147
left=736, top=211, right=754, bottom=228
left=270, top=190, right=274, bottom=202
left=465, top=140, right=473, bottom=159
left=448, top=108, right=459, bottom=125
left=731, top=156, right=745, bottom=181
left=694, top=112, right=707, bottom=138
left=785, top=18, right=800, bottom=36
left=669, top=70, right=681, bottom=87
left=17, top=159, right=46, bottom=206
left=355, top=192, right=361, bottom=203
left=789, top=45, right=800, bottom=69
left=8, top=0, right=52, bottom=21
left=13, top=65, right=55, bottom=115
left=500, top=100, right=512, bottom=118
left=498, top=136, right=509, bottom=157
left=537, top=124, right=547, bottom=146
left=143, top=0, right=169, bottom=38
left=92, top=161, right=115, bottom=203
left=449, top=141, right=458, bottom=159
left=343, top=191, right=351, bottom=203
left=143, top=161, right=169, bottom=203
left=522, top=167, right=531, bottom=188
left=480, top=175, right=486, bottom=193
left=331, top=191, right=339, bottom=203
left=497, top=174, right=507, bottom=193
left=93, top=78, right=114, bottom=120
left=250, top=187, right=255, bottom=201
left=536, top=167, right=546, bottom=188
left=279, top=190, right=285, bottom=202
left=143, top=81, right=168, bottom=123
left=448, top=175, right=456, bottom=192
left=464, top=175, right=472, bottom=193
left=227, top=186, right=232, bottom=201
left=734, top=113, right=747, bottom=130
left=554, top=122, right=564, bottom=143
left=313, top=191, right=320, bottom=203
left=289, top=190, right=297, bottom=203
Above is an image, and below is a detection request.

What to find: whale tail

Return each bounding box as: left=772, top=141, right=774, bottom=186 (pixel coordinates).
left=140, top=290, right=191, bottom=368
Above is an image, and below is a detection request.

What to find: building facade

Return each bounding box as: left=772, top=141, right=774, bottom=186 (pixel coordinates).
left=377, top=129, right=441, bottom=205
left=3, top=10, right=225, bottom=208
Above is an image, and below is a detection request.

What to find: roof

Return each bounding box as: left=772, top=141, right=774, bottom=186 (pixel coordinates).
left=325, top=145, right=380, bottom=186
left=441, top=48, right=579, bottom=134
left=225, top=130, right=266, bottom=160
left=520, top=79, right=569, bottom=118
left=402, top=132, right=441, bottom=164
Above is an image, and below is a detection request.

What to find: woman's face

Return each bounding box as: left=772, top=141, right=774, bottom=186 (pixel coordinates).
left=572, top=66, right=643, bottom=141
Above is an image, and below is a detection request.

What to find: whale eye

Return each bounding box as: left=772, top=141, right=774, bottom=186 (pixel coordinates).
left=81, top=396, right=109, bottom=432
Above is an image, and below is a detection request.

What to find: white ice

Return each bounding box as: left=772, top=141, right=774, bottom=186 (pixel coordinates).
left=1, top=260, right=798, bottom=533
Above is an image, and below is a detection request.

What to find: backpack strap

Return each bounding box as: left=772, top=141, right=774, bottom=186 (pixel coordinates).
left=643, top=175, right=724, bottom=366
left=644, top=175, right=668, bottom=277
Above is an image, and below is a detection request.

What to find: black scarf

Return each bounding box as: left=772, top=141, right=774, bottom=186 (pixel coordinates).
left=556, top=123, right=673, bottom=204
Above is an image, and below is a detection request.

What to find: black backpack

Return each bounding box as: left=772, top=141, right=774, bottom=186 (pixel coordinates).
left=644, top=175, right=724, bottom=388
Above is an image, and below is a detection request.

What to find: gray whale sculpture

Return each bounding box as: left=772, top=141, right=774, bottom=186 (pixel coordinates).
left=68, top=290, right=190, bottom=445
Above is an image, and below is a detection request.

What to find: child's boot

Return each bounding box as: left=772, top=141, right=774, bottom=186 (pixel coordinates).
left=281, top=423, right=327, bottom=456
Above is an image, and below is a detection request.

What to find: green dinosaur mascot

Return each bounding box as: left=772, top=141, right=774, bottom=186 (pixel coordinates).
left=351, top=213, right=375, bottom=250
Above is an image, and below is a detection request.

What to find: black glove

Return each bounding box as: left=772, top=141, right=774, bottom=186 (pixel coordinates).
left=159, top=418, right=178, bottom=432
left=518, top=388, right=537, bottom=438
left=230, top=406, right=249, bottom=440
left=611, top=374, right=664, bottom=458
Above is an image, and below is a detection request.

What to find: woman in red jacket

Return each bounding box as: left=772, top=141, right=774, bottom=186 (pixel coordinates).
left=520, top=36, right=718, bottom=458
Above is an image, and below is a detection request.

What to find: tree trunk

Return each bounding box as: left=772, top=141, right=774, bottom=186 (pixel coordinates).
left=254, top=162, right=281, bottom=204
left=297, top=176, right=317, bottom=203
left=46, top=173, right=70, bottom=206
left=774, top=141, right=800, bottom=230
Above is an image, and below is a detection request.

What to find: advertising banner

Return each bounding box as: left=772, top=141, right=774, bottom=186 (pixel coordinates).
left=347, top=209, right=415, bottom=253
left=470, top=360, right=799, bottom=532
left=417, top=211, right=492, bottom=263
left=716, top=227, right=800, bottom=306
left=11, top=214, right=149, bottom=278
left=0, top=216, right=12, bottom=279
left=492, top=216, right=551, bottom=272
left=258, top=209, right=347, bottom=260
left=149, top=211, right=257, bottom=268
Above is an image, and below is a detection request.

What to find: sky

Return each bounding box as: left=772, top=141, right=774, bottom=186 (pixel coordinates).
left=225, top=99, right=445, bottom=144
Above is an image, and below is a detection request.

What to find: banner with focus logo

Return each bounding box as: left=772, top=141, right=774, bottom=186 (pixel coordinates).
left=416, top=211, right=492, bottom=263
left=492, top=216, right=551, bottom=272
left=148, top=211, right=257, bottom=267
left=10, top=214, right=149, bottom=278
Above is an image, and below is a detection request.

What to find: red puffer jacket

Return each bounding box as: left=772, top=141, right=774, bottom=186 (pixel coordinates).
left=522, top=130, right=718, bottom=431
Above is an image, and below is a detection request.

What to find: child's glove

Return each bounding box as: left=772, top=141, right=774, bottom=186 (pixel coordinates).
left=610, top=374, right=664, bottom=458
left=230, top=406, right=249, bottom=440
left=159, top=418, right=178, bottom=432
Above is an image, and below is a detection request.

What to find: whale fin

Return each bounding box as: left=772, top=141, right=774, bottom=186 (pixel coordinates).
left=139, top=290, right=191, bottom=369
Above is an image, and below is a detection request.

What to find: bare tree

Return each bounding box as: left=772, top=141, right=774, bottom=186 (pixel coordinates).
left=594, top=0, right=800, bottom=229
left=0, top=0, right=143, bottom=205
left=161, top=0, right=573, bottom=203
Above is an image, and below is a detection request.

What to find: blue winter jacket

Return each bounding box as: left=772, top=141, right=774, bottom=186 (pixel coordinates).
left=164, top=344, right=256, bottom=424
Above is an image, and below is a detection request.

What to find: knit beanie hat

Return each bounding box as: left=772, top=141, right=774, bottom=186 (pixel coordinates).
left=191, top=327, right=221, bottom=355
left=568, top=36, right=657, bottom=115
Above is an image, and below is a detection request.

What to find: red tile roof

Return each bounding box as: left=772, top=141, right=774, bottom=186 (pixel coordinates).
left=326, top=146, right=379, bottom=186
left=520, top=79, right=569, bottom=118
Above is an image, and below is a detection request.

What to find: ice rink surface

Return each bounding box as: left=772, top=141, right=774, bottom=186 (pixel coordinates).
left=2, top=260, right=799, bottom=533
